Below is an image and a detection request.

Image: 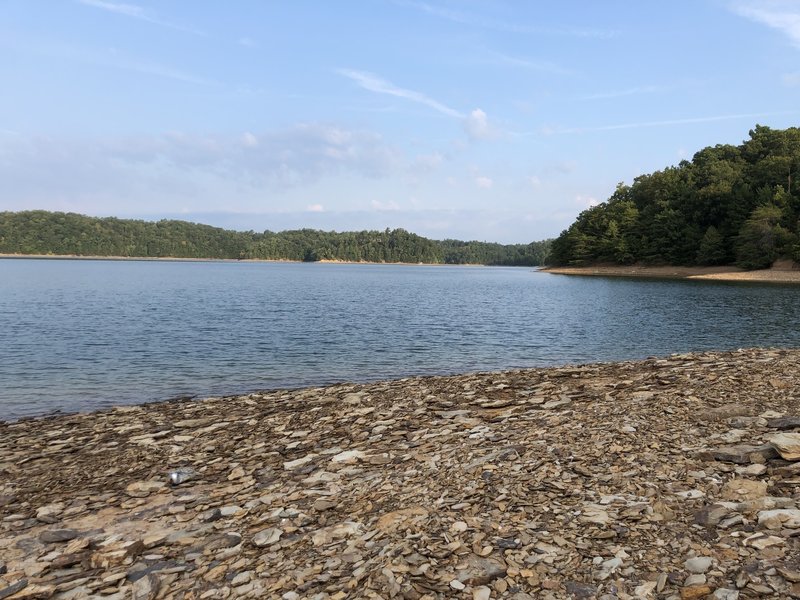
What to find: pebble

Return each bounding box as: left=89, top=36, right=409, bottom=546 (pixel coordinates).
left=684, top=556, right=713, bottom=574
left=1, top=348, right=799, bottom=599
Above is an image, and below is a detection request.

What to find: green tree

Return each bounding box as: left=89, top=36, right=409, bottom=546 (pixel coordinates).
left=696, top=226, right=726, bottom=265
left=735, top=204, right=788, bottom=269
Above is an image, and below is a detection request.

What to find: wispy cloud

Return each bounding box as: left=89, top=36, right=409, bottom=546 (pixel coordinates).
left=337, top=69, right=463, bottom=118
left=555, top=111, right=797, bottom=134
left=580, top=85, right=664, bottom=101
left=1, top=29, right=216, bottom=86
left=730, top=1, right=800, bottom=47
left=395, top=0, right=617, bottom=38
left=238, top=37, right=258, bottom=48
left=118, top=58, right=217, bottom=86
left=484, top=50, right=574, bottom=76
left=77, top=0, right=204, bottom=35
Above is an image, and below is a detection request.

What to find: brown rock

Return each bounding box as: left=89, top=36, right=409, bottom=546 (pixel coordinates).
left=680, top=585, right=712, bottom=599
left=721, top=478, right=767, bottom=501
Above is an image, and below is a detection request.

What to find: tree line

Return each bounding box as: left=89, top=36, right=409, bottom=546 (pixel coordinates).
left=550, top=125, right=800, bottom=269
left=0, top=211, right=552, bottom=266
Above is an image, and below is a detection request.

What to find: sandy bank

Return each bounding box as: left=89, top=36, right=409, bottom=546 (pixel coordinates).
left=0, top=254, right=490, bottom=267
left=2, top=349, right=800, bottom=598
left=542, top=262, right=800, bottom=284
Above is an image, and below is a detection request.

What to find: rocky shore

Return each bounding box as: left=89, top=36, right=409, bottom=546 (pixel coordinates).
left=2, top=349, right=800, bottom=599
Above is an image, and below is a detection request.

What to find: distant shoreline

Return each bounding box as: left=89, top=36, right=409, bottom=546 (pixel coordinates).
left=0, top=253, right=494, bottom=267
left=542, top=261, right=800, bottom=284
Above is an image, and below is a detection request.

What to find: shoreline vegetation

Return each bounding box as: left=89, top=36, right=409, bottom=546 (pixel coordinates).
left=550, top=125, right=800, bottom=273
left=2, top=348, right=800, bottom=597
left=0, top=253, right=489, bottom=267
left=0, top=211, right=551, bottom=267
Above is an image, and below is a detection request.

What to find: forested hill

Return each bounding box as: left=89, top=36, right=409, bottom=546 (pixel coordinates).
left=550, top=125, right=800, bottom=269
left=0, top=211, right=551, bottom=266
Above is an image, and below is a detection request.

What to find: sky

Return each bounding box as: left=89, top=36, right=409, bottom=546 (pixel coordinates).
left=1, top=1, right=799, bottom=243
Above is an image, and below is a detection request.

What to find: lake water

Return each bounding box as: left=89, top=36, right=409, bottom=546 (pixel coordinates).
left=1, top=258, right=799, bottom=420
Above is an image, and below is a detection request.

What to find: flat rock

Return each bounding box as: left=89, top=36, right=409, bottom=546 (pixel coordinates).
left=39, top=529, right=80, bottom=543
left=721, top=478, right=767, bottom=501
left=767, top=432, right=800, bottom=461
left=455, top=555, right=507, bottom=586
left=766, top=416, right=800, bottom=430
left=697, top=404, right=750, bottom=422
left=681, top=585, right=712, bottom=599
left=0, top=580, right=28, bottom=600
left=252, top=528, right=282, bottom=547
left=684, top=556, right=713, bottom=574
left=330, top=450, right=365, bottom=464
left=710, top=444, right=778, bottom=464
left=757, top=508, right=800, bottom=530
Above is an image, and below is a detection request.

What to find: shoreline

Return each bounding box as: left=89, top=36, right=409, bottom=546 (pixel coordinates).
left=2, top=349, right=800, bottom=598
left=0, top=254, right=498, bottom=268
left=542, top=262, right=800, bottom=284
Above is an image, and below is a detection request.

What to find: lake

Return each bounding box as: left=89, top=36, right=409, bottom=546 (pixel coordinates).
left=1, top=258, right=799, bottom=420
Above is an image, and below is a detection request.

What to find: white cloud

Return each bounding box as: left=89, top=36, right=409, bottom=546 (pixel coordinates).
left=241, top=132, right=259, bottom=148
left=78, top=0, right=144, bottom=18
left=575, top=194, right=599, bottom=208
left=580, top=85, right=664, bottom=101
left=238, top=37, right=258, bottom=48
left=556, top=111, right=798, bottom=134
left=396, top=1, right=617, bottom=38
left=484, top=50, right=573, bottom=75
left=0, top=125, right=403, bottom=213
left=464, top=108, right=492, bottom=140
left=528, top=175, right=542, bottom=188
left=730, top=1, right=800, bottom=47
left=475, top=176, right=493, bottom=189
left=371, top=199, right=400, bottom=211
left=306, top=204, right=324, bottom=212
left=337, top=69, right=463, bottom=118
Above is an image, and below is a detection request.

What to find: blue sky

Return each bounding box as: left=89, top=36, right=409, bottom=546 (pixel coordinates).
left=1, top=1, right=799, bottom=243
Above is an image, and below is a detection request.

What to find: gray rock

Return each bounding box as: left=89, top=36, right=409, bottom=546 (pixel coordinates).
left=219, top=505, right=242, bottom=516
left=710, top=444, right=778, bottom=464
left=684, top=556, right=713, bottom=574
left=0, top=580, right=28, bottom=600
left=766, top=416, right=800, bottom=430
left=685, top=574, right=707, bottom=586
left=132, top=573, right=160, bottom=600
left=39, top=528, right=79, bottom=543
left=694, top=504, right=734, bottom=527
left=201, top=533, right=242, bottom=552
left=455, top=555, right=507, bottom=585
left=565, top=580, right=597, bottom=598
left=252, top=527, right=282, bottom=547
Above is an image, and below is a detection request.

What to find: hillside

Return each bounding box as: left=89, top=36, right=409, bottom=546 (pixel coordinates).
left=0, top=211, right=551, bottom=266
left=550, top=125, right=800, bottom=269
